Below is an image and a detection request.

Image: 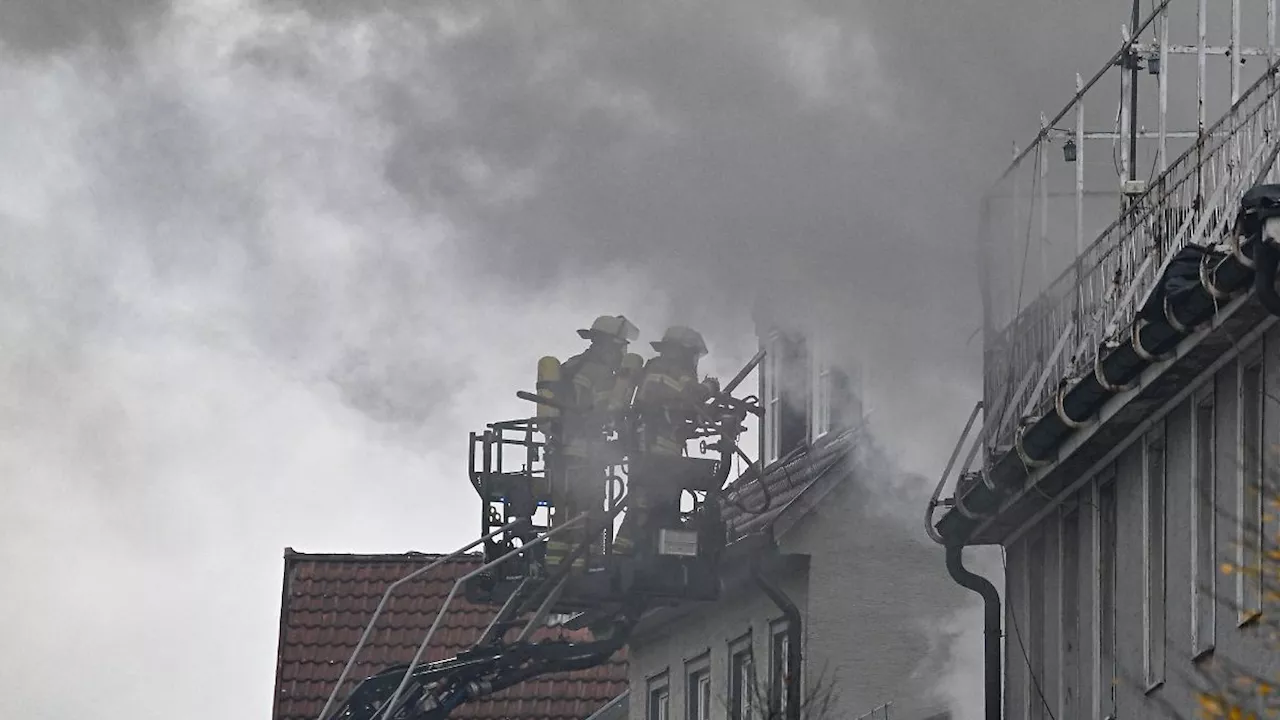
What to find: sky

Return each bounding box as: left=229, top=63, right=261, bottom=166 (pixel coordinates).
left=0, top=1, right=1143, bottom=718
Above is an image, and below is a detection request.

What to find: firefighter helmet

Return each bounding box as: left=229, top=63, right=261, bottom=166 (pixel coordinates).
left=650, top=326, right=708, bottom=357
left=578, top=315, right=640, bottom=344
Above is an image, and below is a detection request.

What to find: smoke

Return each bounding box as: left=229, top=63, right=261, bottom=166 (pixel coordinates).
left=1, top=0, right=1141, bottom=718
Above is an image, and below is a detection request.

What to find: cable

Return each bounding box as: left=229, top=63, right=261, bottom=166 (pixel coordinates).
left=1001, top=547, right=1059, bottom=720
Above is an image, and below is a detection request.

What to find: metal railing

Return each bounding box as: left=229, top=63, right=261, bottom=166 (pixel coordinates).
left=983, top=62, right=1280, bottom=453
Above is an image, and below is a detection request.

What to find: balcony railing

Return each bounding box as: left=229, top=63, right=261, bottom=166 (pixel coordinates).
left=983, top=64, right=1280, bottom=454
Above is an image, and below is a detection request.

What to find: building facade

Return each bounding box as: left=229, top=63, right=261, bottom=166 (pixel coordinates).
left=619, top=318, right=961, bottom=720
left=993, top=327, right=1279, bottom=720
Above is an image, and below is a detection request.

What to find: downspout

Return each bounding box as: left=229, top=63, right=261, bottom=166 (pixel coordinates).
left=753, top=559, right=801, bottom=720
left=945, top=544, right=1001, bottom=720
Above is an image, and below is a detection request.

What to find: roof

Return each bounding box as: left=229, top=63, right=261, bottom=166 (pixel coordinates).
left=273, top=551, right=629, bottom=720
left=721, top=426, right=859, bottom=541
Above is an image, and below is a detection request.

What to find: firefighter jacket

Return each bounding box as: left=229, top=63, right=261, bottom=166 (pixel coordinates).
left=558, top=347, right=621, bottom=459
left=634, top=355, right=716, bottom=455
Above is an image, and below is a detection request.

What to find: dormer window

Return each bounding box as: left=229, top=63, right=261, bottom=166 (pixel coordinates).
left=763, top=332, right=782, bottom=464
left=759, top=330, right=808, bottom=465
left=811, top=338, right=833, bottom=440
left=758, top=323, right=865, bottom=466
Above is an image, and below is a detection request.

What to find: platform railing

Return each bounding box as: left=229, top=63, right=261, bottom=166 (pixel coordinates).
left=983, top=61, right=1280, bottom=454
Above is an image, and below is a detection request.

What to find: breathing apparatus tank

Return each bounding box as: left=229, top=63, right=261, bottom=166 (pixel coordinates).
left=536, top=356, right=562, bottom=419
left=608, top=353, right=645, bottom=412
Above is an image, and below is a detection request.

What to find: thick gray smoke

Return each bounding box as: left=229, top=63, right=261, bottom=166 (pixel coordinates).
left=1, top=1, right=1138, bottom=719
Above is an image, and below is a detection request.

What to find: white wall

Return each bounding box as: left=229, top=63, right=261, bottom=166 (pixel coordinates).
left=1004, top=325, right=1280, bottom=719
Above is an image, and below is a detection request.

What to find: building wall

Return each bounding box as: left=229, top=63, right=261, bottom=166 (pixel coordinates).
left=625, top=558, right=811, bottom=720
left=1004, top=326, right=1280, bottom=720
left=627, top=465, right=965, bottom=720
left=785, top=477, right=964, bottom=720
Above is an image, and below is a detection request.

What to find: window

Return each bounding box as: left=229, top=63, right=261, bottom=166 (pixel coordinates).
left=1060, top=503, right=1082, bottom=720
left=759, top=330, right=809, bottom=464
left=1028, top=532, right=1047, bottom=720
left=648, top=672, right=670, bottom=720
left=686, top=656, right=711, bottom=720
left=1095, top=472, right=1118, bottom=719
left=1143, top=422, right=1167, bottom=690
left=769, top=622, right=791, bottom=716
left=762, top=332, right=781, bottom=464
left=730, top=636, right=754, bottom=720
left=1238, top=358, right=1264, bottom=624
left=1192, top=387, right=1217, bottom=657
left=811, top=340, right=832, bottom=441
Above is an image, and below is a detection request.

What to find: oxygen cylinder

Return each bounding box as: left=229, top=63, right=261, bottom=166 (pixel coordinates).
left=536, top=356, right=562, bottom=418
left=609, top=353, right=645, bottom=411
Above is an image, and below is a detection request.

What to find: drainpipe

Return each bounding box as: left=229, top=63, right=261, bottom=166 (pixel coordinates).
left=945, top=544, right=1001, bottom=720
left=753, top=560, right=801, bottom=720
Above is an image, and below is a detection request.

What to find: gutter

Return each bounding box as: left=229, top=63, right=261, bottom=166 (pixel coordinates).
left=937, top=182, right=1280, bottom=546
left=944, top=544, right=1001, bottom=720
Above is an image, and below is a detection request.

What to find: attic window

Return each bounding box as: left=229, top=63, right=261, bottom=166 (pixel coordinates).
left=763, top=332, right=782, bottom=464
left=811, top=339, right=832, bottom=440
left=760, top=331, right=808, bottom=465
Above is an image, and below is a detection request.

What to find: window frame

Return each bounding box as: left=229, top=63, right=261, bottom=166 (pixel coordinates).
left=685, top=653, right=711, bottom=720
left=768, top=620, right=790, bottom=716
left=810, top=336, right=832, bottom=442
left=762, top=332, right=782, bottom=465
left=1191, top=383, right=1217, bottom=658
left=729, top=633, right=754, bottom=720
left=1142, top=420, right=1167, bottom=691
left=647, top=671, right=671, bottom=720
left=1237, top=350, right=1265, bottom=626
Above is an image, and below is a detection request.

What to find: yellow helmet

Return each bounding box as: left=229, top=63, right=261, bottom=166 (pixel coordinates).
left=577, top=315, right=640, bottom=344
left=650, top=326, right=708, bottom=357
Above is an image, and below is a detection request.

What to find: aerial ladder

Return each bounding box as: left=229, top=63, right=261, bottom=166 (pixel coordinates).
left=316, top=348, right=767, bottom=720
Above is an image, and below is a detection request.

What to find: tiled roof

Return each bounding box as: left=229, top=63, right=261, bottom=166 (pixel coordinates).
left=721, top=427, right=858, bottom=541
left=273, top=551, right=629, bottom=720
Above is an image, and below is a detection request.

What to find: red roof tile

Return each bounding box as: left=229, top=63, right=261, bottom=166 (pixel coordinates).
left=273, top=552, right=628, bottom=720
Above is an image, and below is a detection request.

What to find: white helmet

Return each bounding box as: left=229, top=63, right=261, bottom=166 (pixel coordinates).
left=650, top=326, right=708, bottom=357
left=577, top=315, right=640, bottom=344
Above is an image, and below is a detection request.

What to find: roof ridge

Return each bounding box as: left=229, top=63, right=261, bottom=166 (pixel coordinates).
left=282, top=548, right=486, bottom=562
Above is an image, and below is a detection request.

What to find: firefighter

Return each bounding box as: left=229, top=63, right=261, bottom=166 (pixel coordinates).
left=545, top=314, right=639, bottom=571
left=614, top=326, right=719, bottom=557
